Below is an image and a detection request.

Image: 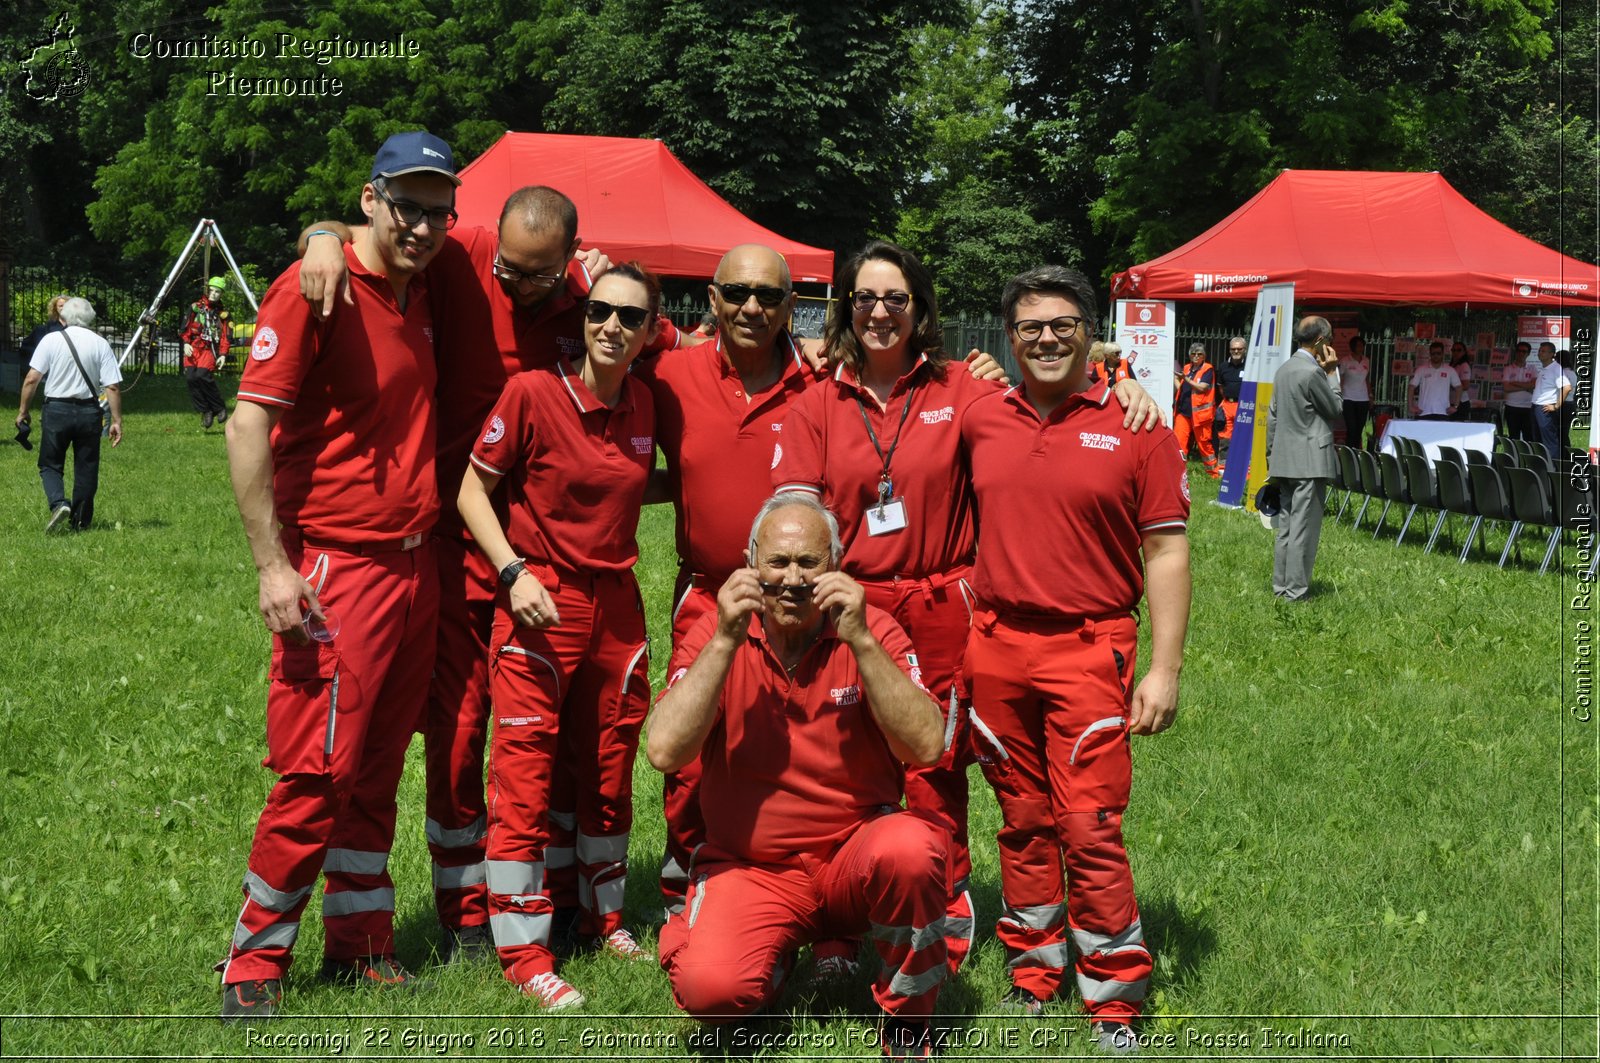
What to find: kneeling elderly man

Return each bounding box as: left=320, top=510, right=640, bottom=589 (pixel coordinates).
left=647, top=492, right=951, bottom=1060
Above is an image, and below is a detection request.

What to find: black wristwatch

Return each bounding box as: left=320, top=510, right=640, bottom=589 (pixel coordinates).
left=498, top=558, right=528, bottom=587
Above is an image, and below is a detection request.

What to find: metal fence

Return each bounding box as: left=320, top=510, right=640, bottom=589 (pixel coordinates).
left=3, top=265, right=249, bottom=378
left=10, top=272, right=1576, bottom=417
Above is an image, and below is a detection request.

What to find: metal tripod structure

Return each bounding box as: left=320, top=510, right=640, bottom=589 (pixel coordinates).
left=119, top=218, right=259, bottom=367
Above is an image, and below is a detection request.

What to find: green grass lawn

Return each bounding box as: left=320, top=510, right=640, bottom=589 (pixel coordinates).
left=0, top=376, right=1593, bottom=1060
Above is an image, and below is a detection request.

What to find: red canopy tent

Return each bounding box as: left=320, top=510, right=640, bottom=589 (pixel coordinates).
left=1110, top=170, right=1599, bottom=308
left=454, top=132, right=834, bottom=283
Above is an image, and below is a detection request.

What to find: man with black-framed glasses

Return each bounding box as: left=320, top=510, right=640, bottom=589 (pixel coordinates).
left=960, top=265, right=1189, bottom=1053
left=220, top=130, right=460, bottom=1022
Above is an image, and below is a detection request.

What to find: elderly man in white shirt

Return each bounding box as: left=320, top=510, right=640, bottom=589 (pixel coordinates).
left=1531, top=341, right=1571, bottom=461
left=15, top=296, right=124, bottom=532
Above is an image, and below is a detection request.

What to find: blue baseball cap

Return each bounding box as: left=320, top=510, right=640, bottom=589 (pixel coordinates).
left=371, top=131, right=460, bottom=186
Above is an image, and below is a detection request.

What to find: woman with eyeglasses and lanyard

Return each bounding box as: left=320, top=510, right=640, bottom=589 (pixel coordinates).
left=773, top=241, right=1157, bottom=978
left=457, top=263, right=660, bottom=1010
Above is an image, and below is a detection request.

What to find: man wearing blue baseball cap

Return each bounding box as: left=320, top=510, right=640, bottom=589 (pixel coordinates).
left=218, top=131, right=458, bottom=1022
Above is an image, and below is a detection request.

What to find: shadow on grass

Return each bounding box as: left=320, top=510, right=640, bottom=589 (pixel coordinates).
left=1140, top=893, right=1217, bottom=1000
left=394, top=905, right=445, bottom=971
left=119, top=372, right=242, bottom=415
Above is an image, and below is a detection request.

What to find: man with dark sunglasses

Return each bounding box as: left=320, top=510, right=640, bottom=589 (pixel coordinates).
left=641, top=244, right=1009, bottom=924
left=295, top=187, right=686, bottom=966
left=636, top=243, right=813, bottom=917
left=219, top=130, right=459, bottom=1022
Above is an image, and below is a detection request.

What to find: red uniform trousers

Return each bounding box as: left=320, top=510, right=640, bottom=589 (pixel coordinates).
left=423, top=538, right=494, bottom=932
left=963, top=610, right=1151, bottom=1022
left=1173, top=409, right=1219, bottom=475
left=223, top=537, right=438, bottom=984
left=859, top=569, right=976, bottom=955
left=1220, top=398, right=1239, bottom=440
left=485, top=566, right=650, bottom=985
left=658, top=575, right=716, bottom=915
left=659, top=812, right=950, bottom=1022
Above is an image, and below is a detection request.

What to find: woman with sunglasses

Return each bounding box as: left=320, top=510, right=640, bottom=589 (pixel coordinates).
left=773, top=242, right=1155, bottom=979
left=457, top=264, right=661, bottom=1010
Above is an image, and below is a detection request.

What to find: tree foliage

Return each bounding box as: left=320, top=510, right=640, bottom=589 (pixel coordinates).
left=548, top=0, right=962, bottom=260
left=892, top=2, right=1073, bottom=315
left=2, top=0, right=1593, bottom=310
left=1012, top=0, right=1586, bottom=283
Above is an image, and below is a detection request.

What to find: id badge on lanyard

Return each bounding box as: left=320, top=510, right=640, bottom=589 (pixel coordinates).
left=866, top=499, right=909, bottom=535
left=858, top=385, right=918, bottom=537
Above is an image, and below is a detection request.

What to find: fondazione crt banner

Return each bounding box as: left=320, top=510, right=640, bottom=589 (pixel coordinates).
left=1217, top=283, right=1296, bottom=510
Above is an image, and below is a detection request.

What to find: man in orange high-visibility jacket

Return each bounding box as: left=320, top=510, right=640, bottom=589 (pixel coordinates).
left=1173, top=343, right=1219, bottom=477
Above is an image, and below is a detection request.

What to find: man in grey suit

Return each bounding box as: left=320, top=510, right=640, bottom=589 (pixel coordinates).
left=1266, top=316, right=1343, bottom=601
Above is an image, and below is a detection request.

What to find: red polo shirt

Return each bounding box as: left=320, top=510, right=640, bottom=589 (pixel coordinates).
left=237, top=243, right=438, bottom=542
left=636, top=332, right=816, bottom=582
left=469, top=359, right=655, bottom=573
left=668, top=605, right=924, bottom=862
left=773, top=356, right=1000, bottom=578
left=961, top=381, right=1189, bottom=619
left=430, top=227, right=682, bottom=539
left=429, top=226, right=590, bottom=539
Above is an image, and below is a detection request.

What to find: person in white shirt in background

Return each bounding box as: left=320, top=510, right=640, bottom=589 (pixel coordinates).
left=1407, top=341, right=1460, bottom=420
left=1338, top=334, right=1370, bottom=447
left=1557, top=349, right=1578, bottom=446
left=1500, top=341, right=1537, bottom=443
left=14, top=296, right=124, bottom=532
left=1531, top=341, right=1571, bottom=462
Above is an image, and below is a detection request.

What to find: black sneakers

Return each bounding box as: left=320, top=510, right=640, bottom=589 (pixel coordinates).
left=219, top=978, right=281, bottom=1023
left=319, top=955, right=431, bottom=991
left=440, top=923, right=495, bottom=964
left=998, top=985, right=1047, bottom=1017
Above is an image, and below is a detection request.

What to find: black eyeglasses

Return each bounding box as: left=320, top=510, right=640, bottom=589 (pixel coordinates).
left=373, top=183, right=458, bottom=231
left=584, top=299, right=651, bottom=330
left=492, top=254, right=565, bottom=290
left=1010, top=315, right=1087, bottom=341
left=849, top=290, right=911, bottom=314
left=714, top=283, right=789, bottom=308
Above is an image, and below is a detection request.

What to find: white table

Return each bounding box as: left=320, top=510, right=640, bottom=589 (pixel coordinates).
left=1378, top=419, right=1496, bottom=462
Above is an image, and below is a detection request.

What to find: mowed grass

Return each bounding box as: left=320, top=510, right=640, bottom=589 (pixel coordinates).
left=0, top=375, right=1593, bottom=1060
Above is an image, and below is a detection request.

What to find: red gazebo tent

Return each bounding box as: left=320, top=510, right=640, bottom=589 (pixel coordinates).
left=1110, top=170, right=1599, bottom=308
left=454, top=132, right=834, bottom=283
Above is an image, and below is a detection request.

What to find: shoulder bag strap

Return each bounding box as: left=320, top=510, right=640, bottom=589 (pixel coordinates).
left=58, top=328, right=101, bottom=398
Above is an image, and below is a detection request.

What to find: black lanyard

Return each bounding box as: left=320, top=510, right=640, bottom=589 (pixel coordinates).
left=855, top=381, right=921, bottom=510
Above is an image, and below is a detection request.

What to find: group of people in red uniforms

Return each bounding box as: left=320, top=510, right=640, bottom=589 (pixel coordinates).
left=215, top=131, right=1193, bottom=1060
